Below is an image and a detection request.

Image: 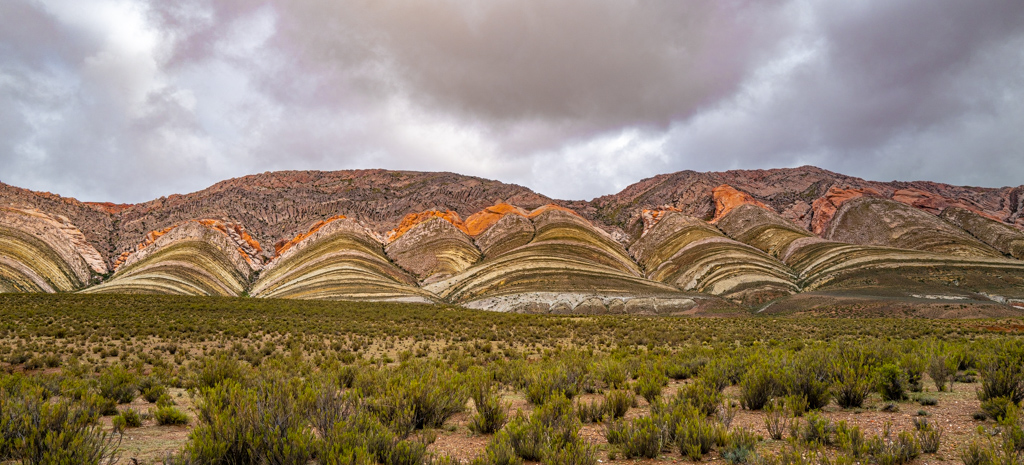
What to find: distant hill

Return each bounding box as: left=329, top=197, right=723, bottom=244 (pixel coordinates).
left=4, top=166, right=1024, bottom=315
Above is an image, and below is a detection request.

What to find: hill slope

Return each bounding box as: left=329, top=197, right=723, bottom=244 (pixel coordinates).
left=4, top=166, right=1024, bottom=314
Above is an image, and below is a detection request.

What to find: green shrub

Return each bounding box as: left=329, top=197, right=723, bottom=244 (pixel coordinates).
left=603, top=389, right=633, bottom=419
left=763, top=399, right=788, bottom=441
left=833, top=358, right=873, bottom=409
left=142, top=383, right=168, bottom=403
left=980, top=397, right=1015, bottom=422
left=958, top=440, right=996, bottom=465
left=180, top=376, right=315, bottom=463
left=797, top=412, right=835, bottom=446
left=740, top=366, right=779, bottom=411
left=98, top=364, right=137, bottom=404
left=836, top=421, right=867, bottom=458
left=192, top=355, right=249, bottom=389
left=679, top=379, right=722, bottom=417
left=900, top=354, right=927, bottom=393
left=154, top=406, right=189, bottom=426
left=916, top=396, right=938, bottom=406
left=634, top=369, right=667, bottom=404
left=113, top=407, right=142, bottom=429
left=928, top=355, right=954, bottom=392
left=978, top=353, right=1024, bottom=406
left=618, top=416, right=664, bottom=459
left=542, top=437, right=596, bottom=465
left=786, top=356, right=832, bottom=410
left=876, top=364, right=909, bottom=402
left=374, top=364, right=467, bottom=432
left=527, top=369, right=578, bottom=404
left=472, top=431, right=522, bottom=465
left=380, top=438, right=429, bottom=465
left=469, top=377, right=509, bottom=434
left=598, top=360, right=629, bottom=389
left=912, top=418, right=942, bottom=454
left=0, top=395, right=120, bottom=465
left=721, top=428, right=759, bottom=464
left=506, top=395, right=581, bottom=462
left=574, top=398, right=605, bottom=424
left=675, top=410, right=721, bottom=460
left=867, top=431, right=920, bottom=465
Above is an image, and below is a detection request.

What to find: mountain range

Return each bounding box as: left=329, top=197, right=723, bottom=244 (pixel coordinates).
left=3, top=166, right=1024, bottom=316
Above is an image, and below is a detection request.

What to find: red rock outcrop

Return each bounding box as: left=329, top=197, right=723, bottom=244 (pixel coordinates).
left=386, top=210, right=470, bottom=243
left=116, top=219, right=265, bottom=270
left=891, top=188, right=1004, bottom=223
left=464, top=203, right=529, bottom=236
left=711, top=185, right=771, bottom=223
left=810, top=187, right=882, bottom=235
left=527, top=204, right=583, bottom=219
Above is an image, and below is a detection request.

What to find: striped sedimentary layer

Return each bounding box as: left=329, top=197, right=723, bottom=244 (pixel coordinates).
left=825, top=197, right=1001, bottom=258
left=426, top=206, right=697, bottom=313
left=716, top=204, right=1024, bottom=293
left=385, top=217, right=481, bottom=284
left=0, top=207, right=106, bottom=293
left=84, top=221, right=256, bottom=296
left=251, top=218, right=435, bottom=302
left=630, top=212, right=798, bottom=305
left=940, top=207, right=1024, bottom=260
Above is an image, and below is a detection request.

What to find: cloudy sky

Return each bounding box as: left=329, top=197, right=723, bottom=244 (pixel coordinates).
left=2, top=0, right=1024, bottom=203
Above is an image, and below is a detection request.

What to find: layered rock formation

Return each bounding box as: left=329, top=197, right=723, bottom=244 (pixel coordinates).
left=85, top=221, right=256, bottom=296
left=940, top=207, right=1024, bottom=260
left=630, top=212, right=798, bottom=305
left=0, top=207, right=106, bottom=292
left=425, top=206, right=697, bottom=313
left=251, top=218, right=435, bottom=302
left=385, top=218, right=481, bottom=284
left=825, top=197, right=1001, bottom=258
left=4, top=166, right=1024, bottom=314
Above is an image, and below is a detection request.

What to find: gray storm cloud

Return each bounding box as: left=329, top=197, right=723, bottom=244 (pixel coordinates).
left=1, top=0, right=1023, bottom=203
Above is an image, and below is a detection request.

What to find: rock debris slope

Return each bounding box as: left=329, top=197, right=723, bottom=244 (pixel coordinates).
left=3, top=166, right=1024, bottom=313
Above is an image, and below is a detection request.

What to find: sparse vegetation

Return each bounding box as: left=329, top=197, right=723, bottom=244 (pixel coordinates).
left=0, top=293, right=1023, bottom=463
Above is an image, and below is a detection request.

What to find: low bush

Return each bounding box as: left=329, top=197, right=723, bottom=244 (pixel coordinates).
left=763, top=399, right=788, bottom=441
left=471, top=431, right=522, bottom=465
left=912, top=418, right=942, bottom=454
left=740, top=365, right=779, bottom=411
left=0, top=394, right=121, bottom=465
left=797, top=412, right=835, bottom=446
left=876, top=364, right=909, bottom=402
left=928, top=355, right=954, bottom=392
left=675, top=408, right=722, bottom=461
left=98, top=364, right=137, bottom=404
left=603, top=389, right=633, bottom=419
left=469, top=376, right=508, bottom=434
left=786, top=355, right=832, bottom=411
left=867, top=430, right=921, bottom=465
left=574, top=398, right=605, bottom=424
left=617, top=416, right=664, bottom=459
left=833, top=358, right=874, bottom=409
left=113, top=408, right=142, bottom=429
left=154, top=406, right=189, bottom=426
left=720, top=427, right=759, bottom=464
left=978, top=351, right=1024, bottom=406
left=634, top=369, right=667, bottom=404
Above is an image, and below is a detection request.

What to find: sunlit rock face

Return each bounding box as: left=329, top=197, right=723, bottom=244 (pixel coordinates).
left=251, top=218, right=436, bottom=303
left=85, top=221, right=257, bottom=297
left=0, top=207, right=106, bottom=293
